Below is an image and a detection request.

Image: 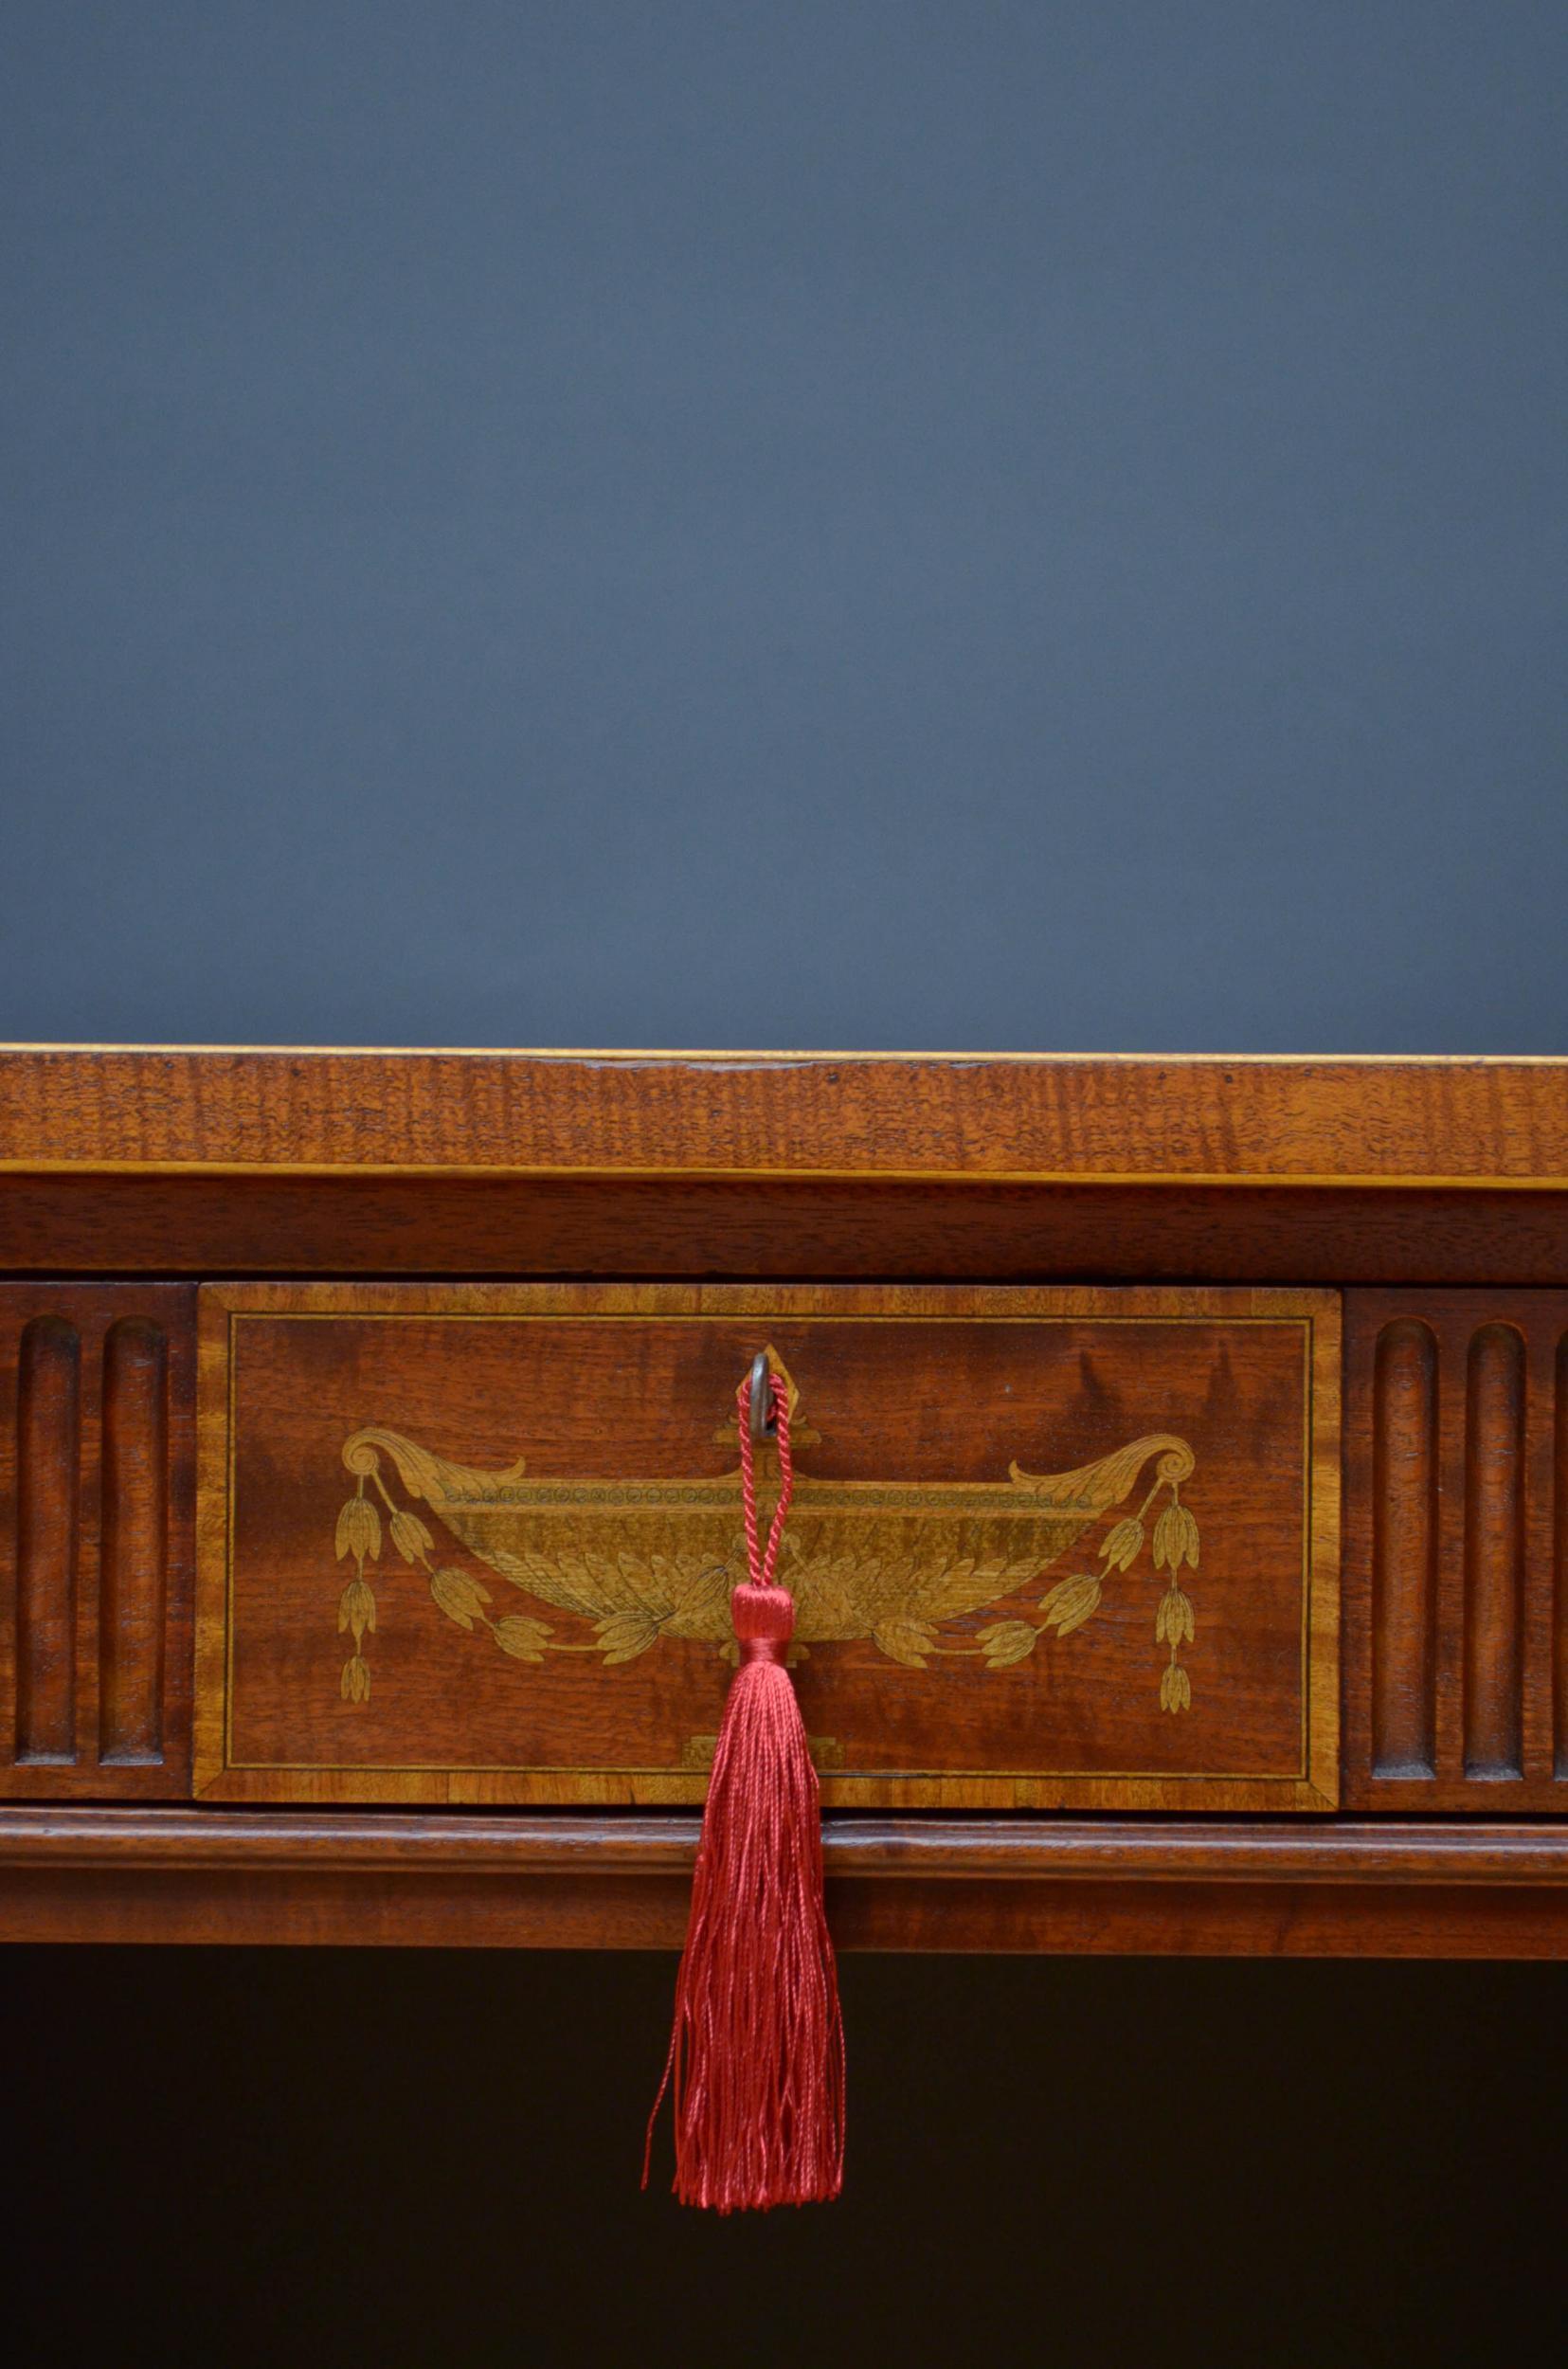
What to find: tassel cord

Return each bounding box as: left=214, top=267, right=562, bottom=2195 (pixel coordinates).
left=643, top=1370, right=845, bottom=2210
left=737, top=1372, right=794, bottom=1589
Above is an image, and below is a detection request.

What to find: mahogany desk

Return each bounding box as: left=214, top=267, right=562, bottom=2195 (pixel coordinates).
left=2, top=1046, right=1566, bottom=1956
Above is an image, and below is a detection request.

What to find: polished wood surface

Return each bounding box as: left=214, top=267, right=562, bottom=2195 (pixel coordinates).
left=1341, top=1289, right=1568, bottom=1810
left=0, top=1286, right=195, bottom=1797
left=195, top=1283, right=1339, bottom=1811
left=4, top=1045, right=1568, bottom=1183
left=0, top=1047, right=1565, bottom=1951
left=6, top=1174, right=1568, bottom=1287
left=3, top=1808, right=1568, bottom=1957
left=16, top=1805, right=1568, bottom=1880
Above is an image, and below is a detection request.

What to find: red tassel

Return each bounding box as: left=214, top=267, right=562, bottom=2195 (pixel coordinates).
left=644, top=1372, right=845, bottom=2211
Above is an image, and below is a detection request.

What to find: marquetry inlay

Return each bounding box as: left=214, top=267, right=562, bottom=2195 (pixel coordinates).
left=194, top=1283, right=1340, bottom=1812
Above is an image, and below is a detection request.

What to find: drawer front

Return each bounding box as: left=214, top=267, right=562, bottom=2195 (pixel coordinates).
left=194, top=1284, right=1340, bottom=1808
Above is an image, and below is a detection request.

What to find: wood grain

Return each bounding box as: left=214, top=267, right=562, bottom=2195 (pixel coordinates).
left=1557, top=1332, right=1568, bottom=1778
left=4, top=1047, right=1568, bottom=1184
left=1464, top=1323, right=1526, bottom=1776
left=99, top=1318, right=170, bottom=1763
left=195, top=1282, right=1340, bottom=1813
left=1343, top=1290, right=1568, bottom=1808
left=12, top=1806, right=1568, bottom=1880
left=1, top=1809, right=1566, bottom=1956
left=1370, top=1319, right=1438, bottom=1775
left=5, top=1174, right=1568, bottom=1287
left=3, top=1051, right=1568, bottom=1960
left=0, top=1288, right=195, bottom=1795
left=14, top=1315, right=80, bottom=1762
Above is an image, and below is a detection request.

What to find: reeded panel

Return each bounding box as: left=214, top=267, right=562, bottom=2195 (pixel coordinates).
left=99, top=1317, right=171, bottom=1763
left=1344, top=1291, right=1568, bottom=1809
left=0, top=1287, right=195, bottom=1797
left=14, top=1314, right=81, bottom=1763
left=1369, top=1319, right=1438, bottom=1776
left=196, top=1283, right=1340, bottom=1810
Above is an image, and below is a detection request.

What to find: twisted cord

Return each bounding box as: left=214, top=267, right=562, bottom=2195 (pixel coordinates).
left=736, top=1372, right=793, bottom=1589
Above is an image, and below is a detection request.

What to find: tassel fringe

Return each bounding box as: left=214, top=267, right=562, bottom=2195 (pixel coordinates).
left=645, top=1376, right=845, bottom=2211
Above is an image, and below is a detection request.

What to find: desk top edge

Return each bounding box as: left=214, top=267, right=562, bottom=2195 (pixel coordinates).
left=2, top=1044, right=1565, bottom=1186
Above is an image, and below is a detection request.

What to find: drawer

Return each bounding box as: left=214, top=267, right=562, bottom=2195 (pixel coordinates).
left=194, top=1283, right=1340, bottom=1809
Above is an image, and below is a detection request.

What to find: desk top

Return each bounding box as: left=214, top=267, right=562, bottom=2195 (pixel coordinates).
left=1, top=1044, right=1566, bottom=1184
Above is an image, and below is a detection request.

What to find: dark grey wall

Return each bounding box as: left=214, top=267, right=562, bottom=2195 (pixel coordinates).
left=4, top=4, right=1565, bottom=1049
